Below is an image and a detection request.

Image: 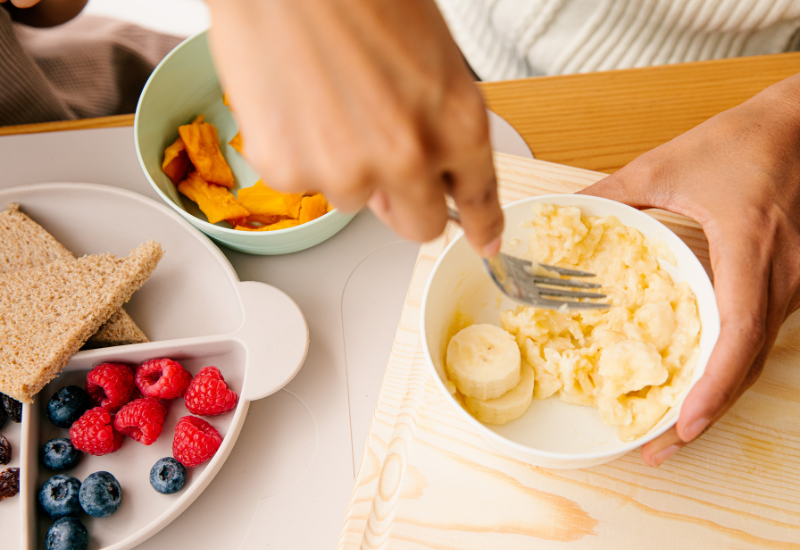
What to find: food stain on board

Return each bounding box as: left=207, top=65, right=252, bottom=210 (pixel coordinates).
left=392, top=439, right=600, bottom=542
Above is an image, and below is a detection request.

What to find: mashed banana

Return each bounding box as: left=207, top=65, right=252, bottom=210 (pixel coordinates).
left=500, top=203, right=701, bottom=441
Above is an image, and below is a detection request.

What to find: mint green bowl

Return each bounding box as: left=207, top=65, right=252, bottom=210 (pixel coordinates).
left=135, top=31, right=356, bottom=255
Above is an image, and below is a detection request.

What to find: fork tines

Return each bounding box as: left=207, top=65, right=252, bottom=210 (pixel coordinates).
left=490, top=254, right=609, bottom=310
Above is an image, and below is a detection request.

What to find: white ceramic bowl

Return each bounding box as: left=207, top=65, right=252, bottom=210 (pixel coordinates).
left=421, top=194, right=720, bottom=469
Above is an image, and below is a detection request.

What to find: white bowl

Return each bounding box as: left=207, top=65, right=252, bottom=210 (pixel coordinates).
left=421, top=194, right=720, bottom=469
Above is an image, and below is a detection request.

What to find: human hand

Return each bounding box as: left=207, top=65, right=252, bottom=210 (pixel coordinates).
left=580, top=73, right=800, bottom=466
left=1, top=0, right=86, bottom=27
left=206, top=0, right=504, bottom=256
left=0, top=0, right=41, bottom=7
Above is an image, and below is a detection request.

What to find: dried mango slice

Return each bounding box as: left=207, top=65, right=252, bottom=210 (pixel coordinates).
left=229, top=132, right=244, bottom=154
left=177, top=172, right=249, bottom=224
left=237, top=181, right=303, bottom=219
left=237, top=185, right=289, bottom=217
left=247, top=213, right=284, bottom=225
left=227, top=216, right=248, bottom=227
left=298, top=194, right=328, bottom=223
left=178, top=117, right=235, bottom=188
left=232, top=213, right=286, bottom=230
left=234, top=219, right=301, bottom=231
left=162, top=137, right=191, bottom=184
left=222, top=94, right=232, bottom=111
left=265, top=219, right=301, bottom=230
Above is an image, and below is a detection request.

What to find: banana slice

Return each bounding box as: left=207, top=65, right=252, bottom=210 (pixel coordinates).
left=446, top=324, right=521, bottom=400
left=464, top=363, right=535, bottom=425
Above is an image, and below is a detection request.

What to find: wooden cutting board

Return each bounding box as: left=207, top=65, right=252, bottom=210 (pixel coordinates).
left=337, top=153, right=800, bottom=550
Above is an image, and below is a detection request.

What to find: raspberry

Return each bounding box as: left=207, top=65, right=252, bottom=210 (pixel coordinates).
left=184, top=367, right=239, bottom=416
left=86, top=364, right=135, bottom=412
left=136, top=359, right=193, bottom=400
left=69, top=408, right=124, bottom=456
left=172, top=416, right=222, bottom=467
left=114, top=398, right=167, bottom=445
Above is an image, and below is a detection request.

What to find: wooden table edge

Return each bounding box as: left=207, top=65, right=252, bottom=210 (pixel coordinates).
left=2, top=52, right=798, bottom=175
left=0, top=114, right=135, bottom=136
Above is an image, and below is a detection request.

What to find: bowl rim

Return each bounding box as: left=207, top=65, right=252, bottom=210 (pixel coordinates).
left=420, top=193, right=720, bottom=461
left=133, top=30, right=344, bottom=238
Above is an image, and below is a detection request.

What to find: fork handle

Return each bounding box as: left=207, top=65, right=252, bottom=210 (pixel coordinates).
left=446, top=205, right=461, bottom=223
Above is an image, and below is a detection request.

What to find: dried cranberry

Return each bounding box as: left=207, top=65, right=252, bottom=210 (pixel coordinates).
left=1, top=394, right=21, bottom=423
left=0, top=468, right=19, bottom=500
left=0, top=433, right=10, bottom=465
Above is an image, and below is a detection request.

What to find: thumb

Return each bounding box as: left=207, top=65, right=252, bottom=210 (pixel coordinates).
left=578, top=160, right=674, bottom=211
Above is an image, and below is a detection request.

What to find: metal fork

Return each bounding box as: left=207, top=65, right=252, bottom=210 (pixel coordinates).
left=447, top=207, right=609, bottom=310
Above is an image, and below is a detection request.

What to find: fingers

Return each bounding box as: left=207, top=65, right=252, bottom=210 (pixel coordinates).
left=676, top=222, right=770, bottom=448
left=371, top=174, right=449, bottom=242
left=438, top=89, right=503, bottom=256
left=587, top=160, right=773, bottom=468
left=642, top=269, right=770, bottom=467
left=367, top=189, right=391, bottom=226
left=209, top=0, right=498, bottom=246
left=641, top=426, right=685, bottom=467
left=578, top=154, right=675, bottom=211
left=369, top=81, right=499, bottom=246
left=637, top=214, right=771, bottom=467
left=448, top=152, right=504, bottom=257
left=578, top=173, right=654, bottom=209
left=643, top=344, right=773, bottom=467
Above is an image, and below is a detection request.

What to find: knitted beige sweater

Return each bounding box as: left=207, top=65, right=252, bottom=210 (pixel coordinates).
left=0, top=9, right=180, bottom=126
left=434, top=0, right=800, bottom=80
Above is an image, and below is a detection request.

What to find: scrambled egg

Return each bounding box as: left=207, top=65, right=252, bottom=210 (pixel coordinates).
left=500, top=203, right=701, bottom=441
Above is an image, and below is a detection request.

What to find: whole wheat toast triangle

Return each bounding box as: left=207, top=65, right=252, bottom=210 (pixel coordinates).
left=0, top=241, right=164, bottom=403
left=0, top=203, right=149, bottom=347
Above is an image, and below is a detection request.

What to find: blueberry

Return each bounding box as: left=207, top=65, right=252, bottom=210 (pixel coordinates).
left=38, top=475, right=82, bottom=519
left=0, top=402, right=6, bottom=430
left=149, top=457, right=186, bottom=494
left=47, top=386, right=90, bottom=429
left=46, top=517, right=88, bottom=550
left=79, top=471, right=121, bottom=517
left=41, top=439, right=80, bottom=471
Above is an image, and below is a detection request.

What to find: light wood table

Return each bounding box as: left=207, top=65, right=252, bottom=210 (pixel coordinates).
left=480, top=52, right=800, bottom=172
left=3, top=52, right=799, bottom=172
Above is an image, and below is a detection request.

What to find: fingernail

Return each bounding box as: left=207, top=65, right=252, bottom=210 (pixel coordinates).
left=651, top=445, right=680, bottom=467
left=682, top=418, right=709, bottom=442
left=482, top=237, right=502, bottom=258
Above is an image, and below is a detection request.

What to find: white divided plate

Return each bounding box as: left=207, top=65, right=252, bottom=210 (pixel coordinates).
left=0, top=183, right=309, bottom=550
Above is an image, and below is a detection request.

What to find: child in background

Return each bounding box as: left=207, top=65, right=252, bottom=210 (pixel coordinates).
left=436, top=0, right=800, bottom=80
left=0, top=0, right=180, bottom=126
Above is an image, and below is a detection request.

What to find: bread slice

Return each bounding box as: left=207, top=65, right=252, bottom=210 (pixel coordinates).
left=0, top=203, right=149, bottom=347
left=0, top=241, right=164, bottom=403
left=80, top=313, right=149, bottom=349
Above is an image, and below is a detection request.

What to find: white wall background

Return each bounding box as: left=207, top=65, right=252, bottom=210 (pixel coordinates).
left=83, top=0, right=210, bottom=37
